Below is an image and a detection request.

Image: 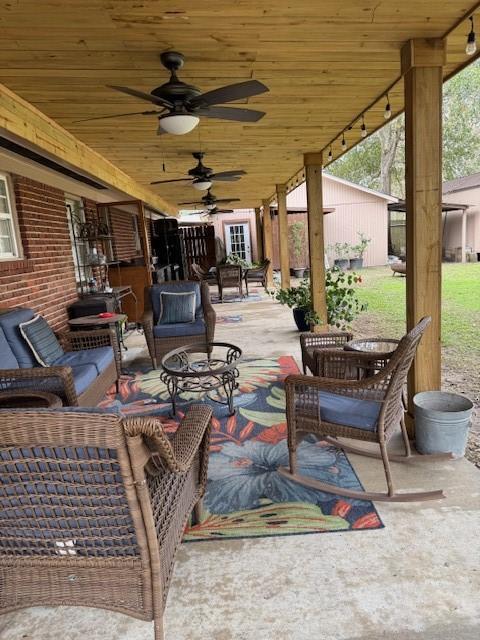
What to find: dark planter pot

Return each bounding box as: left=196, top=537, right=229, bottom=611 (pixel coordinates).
left=293, top=268, right=306, bottom=279
left=334, top=258, right=349, bottom=271
left=349, top=257, right=364, bottom=270
left=293, top=307, right=310, bottom=332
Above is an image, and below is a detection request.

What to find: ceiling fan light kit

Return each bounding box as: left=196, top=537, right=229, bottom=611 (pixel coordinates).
left=192, top=179, right=212, bottom=191
left=158, top=113, right=199, bottom=135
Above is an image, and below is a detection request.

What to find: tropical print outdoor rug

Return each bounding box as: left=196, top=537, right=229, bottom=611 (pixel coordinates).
left=101, top=356, right=383, bottom=541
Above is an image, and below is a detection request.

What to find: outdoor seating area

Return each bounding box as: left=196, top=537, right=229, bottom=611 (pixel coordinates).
left=1, top=287, right=478, bottom=640
left=0, top=2, right=479, bottom=639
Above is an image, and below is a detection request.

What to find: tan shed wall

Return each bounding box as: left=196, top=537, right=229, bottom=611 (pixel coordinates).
left=443, top=188, right=480, bottom=254
left=211, top=209, right=260, bottom=262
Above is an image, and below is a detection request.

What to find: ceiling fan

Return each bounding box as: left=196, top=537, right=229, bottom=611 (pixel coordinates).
left=75, top=51, right=268, bottom=135
left=151, top=152, right=246, bottom=191
left=178, top=188, right=240, bottom=212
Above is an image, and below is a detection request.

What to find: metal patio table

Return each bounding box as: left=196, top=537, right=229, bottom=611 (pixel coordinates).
left=160, top=341, right=242, bottom=416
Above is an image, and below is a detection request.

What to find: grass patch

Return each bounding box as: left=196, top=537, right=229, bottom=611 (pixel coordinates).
left=353, top=263, right=480, bottom=358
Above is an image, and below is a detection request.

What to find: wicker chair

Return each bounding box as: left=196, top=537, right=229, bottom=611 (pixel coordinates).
left=0, top=404, right=212, bottom=640
left=190, top=262, right=217, bottom=285
left=243, top=259, right=271, bottom=295
left=0, top=307, right=119, bottom=407
left=280, top=317, right=448, bottom=502
left=216, top=264, right=243, bottom=301
left=142, top=280, right=216, bottom=369
left=300, top=331, right=353, bottom=375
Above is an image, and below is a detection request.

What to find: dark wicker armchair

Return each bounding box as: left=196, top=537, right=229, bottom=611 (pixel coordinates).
left=300, top=331, right=353, bottom=375
left=216, top=264, right=243, bottom=301
left=0, top=404, right=212, bottom=640
left=281, top=317, right=447, bottom=502
left=244, top=259, right=270, bottom=295
left=142, top=280, right=216, bottom=369
left=190, top=262, right=216, bottom=285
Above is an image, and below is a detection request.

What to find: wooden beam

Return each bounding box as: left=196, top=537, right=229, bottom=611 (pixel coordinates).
left=262, top=199, right=274, bottom=287
left=402, top=38, right=445, bottom=430
left=276, top=183, right=290, bottom=289
left=461, top=209, right=467, bottom=263
left=304, top=152, right=328, bottom=332
left=254, top=206, right=264, bottom=262
left=0, top=83, right=177, bottom=215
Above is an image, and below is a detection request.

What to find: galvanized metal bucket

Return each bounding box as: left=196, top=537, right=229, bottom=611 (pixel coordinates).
left=414, top=391, right=473, bottom=458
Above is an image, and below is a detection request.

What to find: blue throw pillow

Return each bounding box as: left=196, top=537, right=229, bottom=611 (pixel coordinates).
left=19, top=315, right=64, bottom=366
left=157, top=291, right=196, bottom=325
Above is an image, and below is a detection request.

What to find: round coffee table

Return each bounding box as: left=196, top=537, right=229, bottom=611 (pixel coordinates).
left=0, top=390, right=62, bottom=409
left=345, top=338, right=399, bottom=356
left=160, top=342, right=242, bottom=416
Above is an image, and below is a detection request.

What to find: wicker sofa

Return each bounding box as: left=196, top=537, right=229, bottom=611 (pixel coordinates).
left=0, top=404, right=212, bottom=640
left=142, top=281, right=216, bottom=368
left=0, top=307, right=119, bottom=406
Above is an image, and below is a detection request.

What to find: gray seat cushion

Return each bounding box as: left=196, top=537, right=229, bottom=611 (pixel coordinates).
left=0, top=327, right=19, bottom=369
left=0, top=308, right=37, bottom=368
left=54, top=347, right=114, bottom=375
left=71, top=364, right=98, bottom=395
left=319, top=390, right=381, bottom=431
left=153, top=317, right=206, bottom=338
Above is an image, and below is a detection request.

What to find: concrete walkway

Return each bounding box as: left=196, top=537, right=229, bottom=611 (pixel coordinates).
left=2, top=292, right=479, bottom=640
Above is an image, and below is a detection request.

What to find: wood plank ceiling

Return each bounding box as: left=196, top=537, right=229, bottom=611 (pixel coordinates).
left=0, top=1, right=478, bottom=210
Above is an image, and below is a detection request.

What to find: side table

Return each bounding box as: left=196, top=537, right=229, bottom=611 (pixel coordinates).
left=0, top=390, right=62, bottom=409
left=68, top=313, right=127, bottom=373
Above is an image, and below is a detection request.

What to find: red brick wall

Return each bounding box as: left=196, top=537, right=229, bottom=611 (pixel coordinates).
left=0, top=175, right=78, bottom=330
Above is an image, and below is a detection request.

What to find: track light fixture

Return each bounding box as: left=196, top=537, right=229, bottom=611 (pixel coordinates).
left=328, top=146, right=333, bottom=162
left=341, top=132, right=347, bottom=151
left=466, top=16, right=477, bottom=56
left=360, top=115, right=367, bottom=138
left=384, top=94, right=392, bottom=120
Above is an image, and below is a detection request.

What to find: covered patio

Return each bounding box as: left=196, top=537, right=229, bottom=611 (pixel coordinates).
left=0, top=1, right=480, bottom=639
left=2, top=290, right=479, bottom=640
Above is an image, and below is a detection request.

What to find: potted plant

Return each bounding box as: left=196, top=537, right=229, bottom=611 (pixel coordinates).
left=271, top=267, right=367, bottom=331
left=349, top=233, right=371, bottom=270
left=329, top=242, right=351, bottom=270
left=289, top=220, right=307, bottom=279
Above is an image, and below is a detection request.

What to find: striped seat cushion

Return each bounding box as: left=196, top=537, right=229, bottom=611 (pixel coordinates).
left=19, top=315, right=64, bottom=367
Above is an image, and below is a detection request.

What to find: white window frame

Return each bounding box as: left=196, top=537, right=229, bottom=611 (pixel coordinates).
left=65, top=194, right=89, bottom=285
left=0, top=172, right=22, bottom=260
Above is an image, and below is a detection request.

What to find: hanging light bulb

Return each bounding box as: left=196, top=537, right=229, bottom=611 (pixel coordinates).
left=466, top=16, right=477, bottom=55
left=341, top=133, right=347, bottom=151
left=384, top=94, right=392, bottom=120
left=360, top=115, right=367, bottom=138
left=327, top=146, right=333, bottom=162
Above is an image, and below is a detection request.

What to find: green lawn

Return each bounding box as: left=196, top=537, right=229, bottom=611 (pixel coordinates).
left=352, top=263, right=480, bottom=360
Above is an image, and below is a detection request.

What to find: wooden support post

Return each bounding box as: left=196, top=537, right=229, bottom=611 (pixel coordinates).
left=402, top=38, right=446, bottom=431
left=461, top=210, right=467, bottom=263
left=304, top=152, right=328, bottom=332
left=255, top=207, right=264, bottom=262
left=276, top=183, right=290, bottom=289
left=262, top=199, right=274, bottom=288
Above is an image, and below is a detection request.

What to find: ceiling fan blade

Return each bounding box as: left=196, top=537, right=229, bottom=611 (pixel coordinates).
left=215, top=209, right=234, bottom=214
left=73, top=110, right=160, bottom=123
left=107, top=85, right=174, bottom=109
left=210, top=170, right=247, bottom=179
left=212, top=198, right=241, bottom=204
left=196, top=106, right=265, bottom=122
left=150, top=178, right=192, bottom=185
left=178, top=200, right=204, bottom=205
left=210, top=175, right=241, bottom=182
left=189, top=80, right=269, bottom=108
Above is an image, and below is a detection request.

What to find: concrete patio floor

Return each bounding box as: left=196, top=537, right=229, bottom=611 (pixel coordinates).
left=2, top=292, right=479, bottom=640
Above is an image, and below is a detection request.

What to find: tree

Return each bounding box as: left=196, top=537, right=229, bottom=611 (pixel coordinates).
left=328, top=59, right=480, bottom=195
